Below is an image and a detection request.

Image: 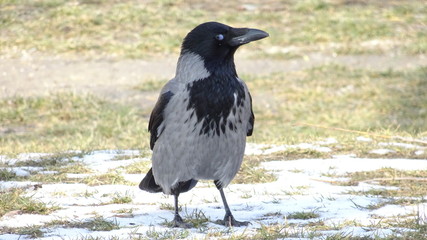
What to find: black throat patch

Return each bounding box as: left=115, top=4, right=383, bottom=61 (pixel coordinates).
left=187, top=71, right=245, bottom=136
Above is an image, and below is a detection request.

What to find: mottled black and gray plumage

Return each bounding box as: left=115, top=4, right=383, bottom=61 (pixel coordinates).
left=139, top=22, right=268, bottom=227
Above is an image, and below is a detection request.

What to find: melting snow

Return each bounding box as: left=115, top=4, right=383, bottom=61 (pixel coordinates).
left=315, top=137, right=338, bottom=145
left=416, top=150, right=425, bottom=156
left=379, top=142, right=425, bottom=149
left=356, top=136, right=373, bottom=142
left=369, top=148, right=396, bottom=155
left=245, top=142, right=332, bottom=155
left=0, top=153, right=52, bottom=165
left=0, top=143, right=426, bottom=239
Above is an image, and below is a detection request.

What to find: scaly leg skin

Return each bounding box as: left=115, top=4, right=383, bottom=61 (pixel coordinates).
left=219, top=212, right=250, bottom=227
left=171, top=193, right=193, bottom=228
left=171, top=214, right=193, bottom=228
left=216, top=188, right=250, bottom=227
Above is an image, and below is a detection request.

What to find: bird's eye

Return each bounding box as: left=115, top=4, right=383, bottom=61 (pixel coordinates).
left=215, top=34, right=224, bottom=41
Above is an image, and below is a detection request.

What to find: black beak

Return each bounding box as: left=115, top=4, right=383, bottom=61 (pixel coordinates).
left=228, top=28, right=269, bottom=47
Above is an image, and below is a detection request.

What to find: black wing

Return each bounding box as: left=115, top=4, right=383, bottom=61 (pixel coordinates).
left=148, top=91, right=174, bottom=149
left=247, top=91, right=255, bottom=136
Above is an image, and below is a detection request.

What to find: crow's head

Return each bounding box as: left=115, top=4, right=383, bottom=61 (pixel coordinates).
left=180, top=22, right=268, bottom=73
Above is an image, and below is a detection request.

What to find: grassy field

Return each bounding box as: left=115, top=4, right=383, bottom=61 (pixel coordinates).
left=1, top=65, right=425, bottom=157
left=0, top=93, right=151, bottom=155
left=0, top=0, right=426, bottom=58
left=1, top=0, right=426, bottom=239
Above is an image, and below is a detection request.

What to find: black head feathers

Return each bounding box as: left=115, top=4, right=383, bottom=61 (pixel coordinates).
left=181, top=22, right=268, bottom=72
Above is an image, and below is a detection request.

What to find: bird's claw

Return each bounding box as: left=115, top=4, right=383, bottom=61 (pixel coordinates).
left=216, top=214, right=250, bottom=227
left=171, top=214, right=193, bottom=228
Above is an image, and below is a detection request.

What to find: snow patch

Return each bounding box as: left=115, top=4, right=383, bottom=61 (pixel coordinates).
left=245, top=142, right=332, bottom=155
left=315, top=137, right=338, bottom=145
left=415, top=150, right=425, bottom=156
left=356, top=136, right=372, bottom=142
left=369, top=149, right=395, bottom=155
left=1, top=146, right=426, bottom=239
left=379, top=142, right=424, bottom=149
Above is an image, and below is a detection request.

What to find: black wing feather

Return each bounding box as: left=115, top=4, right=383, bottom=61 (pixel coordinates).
left=148, top=91, right=174, bottom=149
left=247, top=91, right=255, bottom=136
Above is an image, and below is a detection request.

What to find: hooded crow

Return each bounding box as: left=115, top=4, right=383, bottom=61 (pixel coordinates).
left=139, top=22, right=268, bottom=227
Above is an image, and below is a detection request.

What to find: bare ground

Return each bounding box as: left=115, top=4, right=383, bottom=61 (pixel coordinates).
left=1, top=53, right=426, bottom=107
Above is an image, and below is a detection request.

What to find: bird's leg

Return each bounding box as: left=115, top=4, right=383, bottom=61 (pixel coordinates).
left=171, top=193, right=193, bottom=228
left=217, top=188, right=249, bottom=227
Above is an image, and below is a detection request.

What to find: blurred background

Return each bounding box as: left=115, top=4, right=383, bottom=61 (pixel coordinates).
left=0, top=0, right=426, bottom=157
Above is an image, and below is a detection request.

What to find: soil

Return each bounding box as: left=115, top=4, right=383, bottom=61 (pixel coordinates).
left=1, top=53, right=426, bottom=108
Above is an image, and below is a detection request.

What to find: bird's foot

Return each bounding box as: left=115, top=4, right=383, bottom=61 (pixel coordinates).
left=171, top=214, right=193, bottom=228
left=216, top=214, right=250, bottom=227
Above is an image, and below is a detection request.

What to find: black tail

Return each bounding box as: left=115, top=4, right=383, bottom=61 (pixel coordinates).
left=173, top=179, right=198, bottom=194
left=139, top=168, right=163, bottom=193
left=139, top=168, right=198, bottom=194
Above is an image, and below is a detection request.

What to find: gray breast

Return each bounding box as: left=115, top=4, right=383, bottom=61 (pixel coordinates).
left=151, top=85, right=251, bottom=194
